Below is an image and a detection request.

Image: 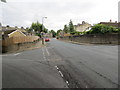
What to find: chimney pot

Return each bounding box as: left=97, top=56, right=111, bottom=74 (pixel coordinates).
left=110, top=19, right=112, bottom=22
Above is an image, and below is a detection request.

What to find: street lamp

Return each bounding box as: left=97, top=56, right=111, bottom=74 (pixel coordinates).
left=41, top=17, right=47, bottom=45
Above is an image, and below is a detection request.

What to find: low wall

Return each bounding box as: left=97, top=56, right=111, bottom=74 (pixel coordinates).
left=2, top=36, right=41, bottom=53
left=60, top=34, right=119, bottom=45
left=2, top=36, right=40, bottom=46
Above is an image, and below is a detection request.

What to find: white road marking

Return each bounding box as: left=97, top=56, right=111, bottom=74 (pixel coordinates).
left=66, top=81, right=69, bottom=84
left=0, top=53, right=21, bottom=56
left=42, top=48, right=47, bottom=61
left=45, top=47, right=50, bottom=56
left=55, top=66, right=59, bottom=70
left=59, top=71, right=64, bottom=77
left=55, top=66, right=64, bottom=77
left=0, top=54, right=7, bottom=56
left=66, top=81, right=69, bottom=85
left=14, top=53, right=20, bottom=56
left=54, top=66, right=70, bottom=86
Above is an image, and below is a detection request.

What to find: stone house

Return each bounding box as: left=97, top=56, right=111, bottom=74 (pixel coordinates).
left=74, top=21, right=92, bottom=32
left=8, top=30, right=26, bottom=38
left=2, top=26, right=27, bottom=39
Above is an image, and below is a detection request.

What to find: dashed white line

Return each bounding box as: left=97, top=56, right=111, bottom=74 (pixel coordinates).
left=45, top=47, right=50, bottom=56
left=55, top=66, right=59, bottom=70
left=55, top=66, right=64, bottom=77
left=66, top=81, right=69, bottom=84
left=55, top=66, right=71, bottom=87
left=66, top=81, right=69, bottom=85
left=42, top=48, right=47, bottom=61
left=59, top=71, right=64, bottom=77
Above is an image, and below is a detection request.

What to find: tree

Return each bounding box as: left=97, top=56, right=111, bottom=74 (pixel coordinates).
left=69, top=20, right=75, bottom=34
left=63, top=25, right=69, bottom=33
left=57, top=29, right=63, bottom=36
left=86, top=24, right=117, bottom=34
left=44, top=28, right=48, bottom=33
left=30, top=21, right=41, bottom=33
left=30, top=21, right=47, bottom=33
left=50, top=30, right=57, bottom=38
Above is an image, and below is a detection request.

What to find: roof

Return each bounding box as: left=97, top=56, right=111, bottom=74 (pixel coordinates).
left=2, top=26, right=16, bottom=31
left=99, top=22, right=120, bottom=28
left=74, top=21, right=91, bottom=28
left=2, top=26, right=27, bottom=35
left=8, top=30, right=26, bottom=37
left=18, top=29, right=27, bottom=33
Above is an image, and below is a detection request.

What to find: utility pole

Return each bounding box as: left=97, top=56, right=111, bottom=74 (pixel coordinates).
left=41, top=17, right=47, bottom=45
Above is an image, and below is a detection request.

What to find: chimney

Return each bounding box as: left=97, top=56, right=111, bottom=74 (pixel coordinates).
left=110, top=19, right=112, bottom=22
left=82, top=21, right=85, bottom=24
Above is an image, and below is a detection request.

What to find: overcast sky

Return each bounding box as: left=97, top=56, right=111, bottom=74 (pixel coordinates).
left=0, top=0, right=119, bottom=31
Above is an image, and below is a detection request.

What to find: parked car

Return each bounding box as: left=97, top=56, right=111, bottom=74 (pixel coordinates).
left=45, top=38, right=50, bottom=42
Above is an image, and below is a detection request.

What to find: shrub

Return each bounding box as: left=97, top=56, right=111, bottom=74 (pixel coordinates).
left=86, top=24, right=118, bottom=34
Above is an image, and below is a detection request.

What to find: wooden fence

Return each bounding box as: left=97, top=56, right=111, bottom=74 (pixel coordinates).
left=2, top=36, right=40, bottom=46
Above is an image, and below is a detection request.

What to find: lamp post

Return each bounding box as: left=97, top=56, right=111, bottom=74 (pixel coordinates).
left=41, top=17, right=47, bottom=45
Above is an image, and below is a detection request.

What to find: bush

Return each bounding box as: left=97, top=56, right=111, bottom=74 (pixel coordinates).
left=70, top=31, right=76, bottom=35
left=86, top=24, right=118, bottom=34
left=36, top=33, right=41, bottom=37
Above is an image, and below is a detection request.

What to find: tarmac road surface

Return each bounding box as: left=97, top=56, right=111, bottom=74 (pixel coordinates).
left=2, top=38, right=118, bottom=88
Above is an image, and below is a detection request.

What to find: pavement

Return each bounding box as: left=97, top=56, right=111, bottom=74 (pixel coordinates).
left=2, top=38, right=118, bottom=88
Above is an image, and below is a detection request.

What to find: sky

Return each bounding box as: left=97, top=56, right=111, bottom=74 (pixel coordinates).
left=0, top=0, right=119, bottom=31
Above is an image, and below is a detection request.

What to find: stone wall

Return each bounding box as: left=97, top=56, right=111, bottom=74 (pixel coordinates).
left=2, top=39, right=41, bottom=53
left=60, top=34, right=119, bottom=45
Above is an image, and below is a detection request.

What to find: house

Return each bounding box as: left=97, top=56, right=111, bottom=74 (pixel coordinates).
left=2, top=26, right=16, bottom=39
left=2, top=26, right=27, bottom=39
left=8, top=29, right=26, bottom=38
left=99, top=20, right=120, bottom=28
left=74, top=21, right=92, bottom=32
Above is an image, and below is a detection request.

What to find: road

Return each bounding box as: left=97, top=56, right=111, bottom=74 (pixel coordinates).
left=2, top=39, right=118, bottom=88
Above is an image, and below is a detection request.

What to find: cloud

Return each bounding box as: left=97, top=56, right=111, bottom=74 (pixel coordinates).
left=118, top=1, right=120, bottom=22
left=1, top=0, right=119, bottom=31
